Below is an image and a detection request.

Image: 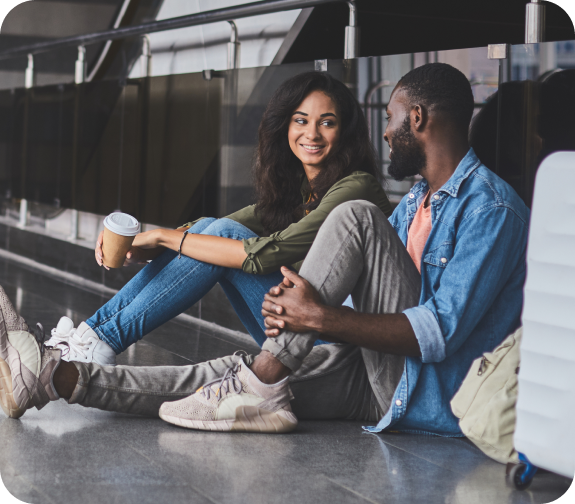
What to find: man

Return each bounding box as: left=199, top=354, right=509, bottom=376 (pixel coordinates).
left=0, top=64, right=529, bottom=437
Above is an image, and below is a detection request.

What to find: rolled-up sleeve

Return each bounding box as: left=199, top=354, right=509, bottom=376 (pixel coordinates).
left=239, top=173, right=392, bottom=275
left=403, top=305, right=445, bottom=363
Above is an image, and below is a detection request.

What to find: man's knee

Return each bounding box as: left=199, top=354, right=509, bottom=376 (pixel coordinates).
left=326, top=200, right=388, bottom=230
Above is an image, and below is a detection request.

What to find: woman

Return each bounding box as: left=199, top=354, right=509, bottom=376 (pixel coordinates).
left=46, top=71, right=392, bottom=365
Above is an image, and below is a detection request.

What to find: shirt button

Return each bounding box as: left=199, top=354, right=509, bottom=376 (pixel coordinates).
left=409, top=194, right=414, bottom=199
left=395, top=399, right=402, bottom=406
left=441, top=257, right=447, bottom=264
left=433, top=194, right=440, bottom=200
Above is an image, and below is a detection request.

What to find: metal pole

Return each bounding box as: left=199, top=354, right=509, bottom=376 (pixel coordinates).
left=69, top=45, right=85, bottom=240
left=142, top=35, right=152, bottom=77
left=18, top=198, right=28, bottom=228
left=525, top=0, right=545, bottom=43
left=75, top=46, right=86, bottom=84
left=21, top=54, right=33, bottom=216
left=68, top=208, right=79, bottom=241
left=227, top=21, right=240, bottom=70
left=24, top=54, right=33, bottom=89
left=344, top=1, right=359, bottom=59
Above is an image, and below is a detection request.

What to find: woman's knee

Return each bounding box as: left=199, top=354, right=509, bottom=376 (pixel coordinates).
left=200, top=218, right=257, bottom=240
left=189, top=217, right=217, bottom=233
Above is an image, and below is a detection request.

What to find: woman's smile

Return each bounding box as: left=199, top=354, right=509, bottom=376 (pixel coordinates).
left=300, top=143, right=325, bottom=154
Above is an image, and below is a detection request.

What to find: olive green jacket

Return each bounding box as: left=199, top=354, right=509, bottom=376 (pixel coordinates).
left=183, top=171, right=392, bottom=275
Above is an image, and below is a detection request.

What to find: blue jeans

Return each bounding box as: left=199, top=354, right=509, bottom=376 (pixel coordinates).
left=86, top=218, right=327, bottom=354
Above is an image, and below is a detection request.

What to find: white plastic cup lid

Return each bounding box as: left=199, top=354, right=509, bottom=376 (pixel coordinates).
left=103, top=212, right=141, bottom=236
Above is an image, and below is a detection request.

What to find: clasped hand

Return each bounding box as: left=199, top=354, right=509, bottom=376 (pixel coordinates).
left=261, top=266, right=325, bottom=337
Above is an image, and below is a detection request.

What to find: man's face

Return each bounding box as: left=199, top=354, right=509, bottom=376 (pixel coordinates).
left=384, top=87, right=427, bottom=181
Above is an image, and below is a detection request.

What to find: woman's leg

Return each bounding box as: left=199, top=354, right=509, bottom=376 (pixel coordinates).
left=87, top=219, right=283, bottom=353
left=219, top=271, right=331, bottom=347
left=86, top=218, right=216, bottom=330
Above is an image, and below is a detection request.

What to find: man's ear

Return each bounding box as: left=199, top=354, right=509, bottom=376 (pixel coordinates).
left=411, top=104, right=428, bottom=132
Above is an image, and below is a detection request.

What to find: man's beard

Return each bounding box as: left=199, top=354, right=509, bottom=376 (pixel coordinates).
left=387, top=116, right=427, bottom=181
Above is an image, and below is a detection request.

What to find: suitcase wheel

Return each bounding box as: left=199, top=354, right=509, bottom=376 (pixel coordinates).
left=507, top=452, right=538, bottom=491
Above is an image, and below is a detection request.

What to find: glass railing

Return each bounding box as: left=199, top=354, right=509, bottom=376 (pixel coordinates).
left=0, top=41, right=573, bottom=228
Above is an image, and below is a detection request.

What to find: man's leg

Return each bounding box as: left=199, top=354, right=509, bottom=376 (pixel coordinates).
left=62, top=356, right=239, bottom=417
left=260, top=200, right=421, bottom=411
left=56, top=346, right=380, bottom=423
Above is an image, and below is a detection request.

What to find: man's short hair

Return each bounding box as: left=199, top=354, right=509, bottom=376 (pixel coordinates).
left=397, top=63, right=474, bottom=129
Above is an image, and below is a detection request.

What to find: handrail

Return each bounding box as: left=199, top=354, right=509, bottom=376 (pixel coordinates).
left=0, top=0, right=355, bottom=61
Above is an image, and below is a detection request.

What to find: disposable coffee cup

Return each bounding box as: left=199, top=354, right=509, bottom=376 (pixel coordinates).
left=102, top=212, right=141, bottom=268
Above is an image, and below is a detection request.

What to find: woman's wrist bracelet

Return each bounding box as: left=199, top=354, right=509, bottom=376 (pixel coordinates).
left=178, top=230, right=190, bottom=259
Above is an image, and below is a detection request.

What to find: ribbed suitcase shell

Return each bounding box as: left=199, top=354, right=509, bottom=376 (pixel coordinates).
left=515, top=152, right=575, bottom=478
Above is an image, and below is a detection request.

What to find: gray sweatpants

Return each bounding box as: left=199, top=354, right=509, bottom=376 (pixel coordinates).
left=69, top=201, right=421, bottom=422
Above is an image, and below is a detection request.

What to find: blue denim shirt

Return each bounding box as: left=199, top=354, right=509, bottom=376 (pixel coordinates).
left=365, top=148, right=529, bottom=436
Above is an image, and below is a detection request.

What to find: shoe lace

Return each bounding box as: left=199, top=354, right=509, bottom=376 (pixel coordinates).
left=45, top=328, right=69, bottom=347
left=64, top=334, right=95, bottom=360
left=198, top=359, right=244, bottom=402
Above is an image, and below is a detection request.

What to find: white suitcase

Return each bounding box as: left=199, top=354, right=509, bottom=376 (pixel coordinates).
left=515, top=151, right=575, bottom=479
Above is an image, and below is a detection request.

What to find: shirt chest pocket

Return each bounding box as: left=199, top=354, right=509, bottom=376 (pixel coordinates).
left=423, top=241, right=455, bottom=269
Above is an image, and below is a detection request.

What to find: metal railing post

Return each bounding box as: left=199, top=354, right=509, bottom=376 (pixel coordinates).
left=68, top=45, right=86, bottom=240
left=24, top=54, right=34, bottom=88
left=21, top=54, right=34, bottom=220
left=344, top=1, right=359, bottom=59
left=227, top=21, right=240, bottom=70
left=142, top=35, right=152, bottom=77
left=18, top=198, right=28, bottom=228
left=68, top=208, right=79, bottom=241
left=525, top=0, right=545, bottom=43
left=75, top=46, right=86, bottom=84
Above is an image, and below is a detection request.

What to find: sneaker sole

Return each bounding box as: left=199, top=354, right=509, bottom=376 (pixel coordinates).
left=0, top=356, right=24, bottom=419
left=160, top=405, right=297, bottom=433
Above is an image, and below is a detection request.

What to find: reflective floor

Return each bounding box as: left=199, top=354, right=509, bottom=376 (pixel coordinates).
left=0, top=257, right=571, bottom=504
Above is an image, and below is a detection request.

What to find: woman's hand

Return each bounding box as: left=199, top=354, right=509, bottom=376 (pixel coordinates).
left=132, top=229, right=163, bottom=249
left=123, top=247, right=151, bottom=266
left=96, top=229, right=164, bottom=269
left=95, top=231, right=110, bottom=270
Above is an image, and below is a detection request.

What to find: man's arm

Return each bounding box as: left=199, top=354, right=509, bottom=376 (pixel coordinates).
left=262, top=267, right=422, bottom=357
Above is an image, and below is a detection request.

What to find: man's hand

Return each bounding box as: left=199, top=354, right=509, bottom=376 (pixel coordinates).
left=262, top=267, right=325, bottom=337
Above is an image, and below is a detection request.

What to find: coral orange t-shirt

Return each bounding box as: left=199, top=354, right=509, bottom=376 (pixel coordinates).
left=407, top=193, right=432, bottom=273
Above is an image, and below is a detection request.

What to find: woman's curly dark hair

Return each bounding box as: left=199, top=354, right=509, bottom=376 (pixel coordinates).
left=254, top=71, right=379, bottom=234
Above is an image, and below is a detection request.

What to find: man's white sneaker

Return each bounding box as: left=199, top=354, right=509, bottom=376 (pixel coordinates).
left=44, top=316, right=75, bottom=348
left=55, top=322, right=116, bottom=366
left=159, top=356, right=298, bottom=433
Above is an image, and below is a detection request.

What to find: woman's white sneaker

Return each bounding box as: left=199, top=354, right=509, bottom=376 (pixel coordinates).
left=44, top=316, right=75, bottom=348
left=52, top=322, right=116, bottom=366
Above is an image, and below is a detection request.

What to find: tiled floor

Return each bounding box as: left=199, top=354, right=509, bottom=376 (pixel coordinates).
left=0, top=257, right=571, bottom=504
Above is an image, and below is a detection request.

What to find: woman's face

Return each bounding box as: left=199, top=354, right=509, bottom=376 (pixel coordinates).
left=288, top=90, right=340, bottom=180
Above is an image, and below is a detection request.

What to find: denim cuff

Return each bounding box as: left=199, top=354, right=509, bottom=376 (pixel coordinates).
left=403, top=305, right=446, bottom=363
left=262, top=338, right=304, bottom=372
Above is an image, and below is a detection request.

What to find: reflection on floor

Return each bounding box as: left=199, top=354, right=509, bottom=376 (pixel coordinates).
left=0, top=257, right=571, bottom=504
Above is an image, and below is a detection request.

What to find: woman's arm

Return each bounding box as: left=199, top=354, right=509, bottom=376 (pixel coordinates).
left=133, top=228, right=248, bottom=269
left=241, top=173, right=391, bottom=275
